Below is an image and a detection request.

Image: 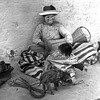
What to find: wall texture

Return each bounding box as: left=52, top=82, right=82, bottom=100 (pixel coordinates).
left=0, top=0, right=44, bottom=61
left=45, top=0, right=100, bottom=40
left=0, top=0, right=100, bottom=61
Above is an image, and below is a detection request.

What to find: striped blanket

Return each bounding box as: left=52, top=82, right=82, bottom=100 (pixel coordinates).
left=48, top=42, right=97, bottom=71
left=72, top=42, right=97, bottom=63
left=18, top=48, right=44, bottom=79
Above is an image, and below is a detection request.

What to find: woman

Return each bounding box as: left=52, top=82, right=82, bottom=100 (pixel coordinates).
left=32, top=5, right=73, bottom=54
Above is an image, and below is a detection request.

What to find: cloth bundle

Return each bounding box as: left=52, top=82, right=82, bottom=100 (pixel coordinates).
left=18, top=48, right=44, bottom=79
left=48, top=42, right=97, bottom=72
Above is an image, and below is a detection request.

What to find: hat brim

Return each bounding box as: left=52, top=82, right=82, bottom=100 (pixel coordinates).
left=39, top=10, right=60, bottom=16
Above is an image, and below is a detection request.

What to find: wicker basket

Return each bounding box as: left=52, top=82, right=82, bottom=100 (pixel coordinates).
left=72, top=26, right=91, bottom=43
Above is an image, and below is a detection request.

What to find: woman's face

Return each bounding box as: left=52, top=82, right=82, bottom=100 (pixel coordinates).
left=44, top=14, right=55, bottom=25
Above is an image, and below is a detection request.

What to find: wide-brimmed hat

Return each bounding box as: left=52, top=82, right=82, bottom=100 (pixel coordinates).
left=39, top=5, right=60, bottom=16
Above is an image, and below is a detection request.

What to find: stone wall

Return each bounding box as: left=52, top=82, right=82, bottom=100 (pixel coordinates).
left=0, top=0, right=100, bottom=61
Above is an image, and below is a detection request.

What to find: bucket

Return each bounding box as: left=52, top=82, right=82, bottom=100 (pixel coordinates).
left=72, top=26, right=91, bottom=43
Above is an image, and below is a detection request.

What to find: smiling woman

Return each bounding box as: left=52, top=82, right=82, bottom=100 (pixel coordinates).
left=32, top=5, right=73, bottom=54
left=44, top=14, right=55, bottom=25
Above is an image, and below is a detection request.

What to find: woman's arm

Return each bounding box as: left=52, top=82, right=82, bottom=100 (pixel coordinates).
left=32, top=24, right=43, bottom=45
left=59, top=25, right=73, bottom=44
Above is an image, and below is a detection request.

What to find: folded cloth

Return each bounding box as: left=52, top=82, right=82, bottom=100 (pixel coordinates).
left=18, top=48, right=44, bottom=79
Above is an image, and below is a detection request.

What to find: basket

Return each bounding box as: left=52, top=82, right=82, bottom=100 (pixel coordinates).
left=72, top=26, right=91, bottom=43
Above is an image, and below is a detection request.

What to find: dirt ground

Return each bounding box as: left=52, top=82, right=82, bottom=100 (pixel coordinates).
left=0, top=60, right=100, bottom=100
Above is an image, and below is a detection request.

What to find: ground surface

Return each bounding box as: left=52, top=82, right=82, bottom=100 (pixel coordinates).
left=0, top=60, right=100, bottom=100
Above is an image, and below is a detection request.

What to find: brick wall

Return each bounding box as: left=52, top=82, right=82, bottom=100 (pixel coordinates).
left=0, top=0, right=100, bottom=61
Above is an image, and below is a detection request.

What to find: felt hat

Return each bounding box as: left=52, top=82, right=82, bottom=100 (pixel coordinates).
left=39, top=5, right=60, bottom=16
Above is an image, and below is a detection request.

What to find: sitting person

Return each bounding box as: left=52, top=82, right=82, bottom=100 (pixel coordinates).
left=44, top=43, right=78, bottom=84
left=32, top=5, right=73, bottom=54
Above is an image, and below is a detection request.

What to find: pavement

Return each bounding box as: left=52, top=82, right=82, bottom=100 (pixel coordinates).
left=0, top=60, right=100, bottom=100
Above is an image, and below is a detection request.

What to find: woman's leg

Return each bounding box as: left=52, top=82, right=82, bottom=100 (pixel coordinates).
left=30, top=43, right=45, bottom=53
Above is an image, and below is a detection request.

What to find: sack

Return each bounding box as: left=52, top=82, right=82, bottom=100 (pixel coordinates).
left=0, top=61, right=14, bottom=86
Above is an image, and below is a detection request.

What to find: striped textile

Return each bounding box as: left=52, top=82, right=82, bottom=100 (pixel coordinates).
left=20, top=50, right=38, bottom=64
left=18, top=49, right=44, bottom=79
left=18, top=62, right=43, bottom=79
left=48, top=53, right=78, bottom=71
left=48, top=42, right=97, bottom=72
left=72, top=42, right=97, bottom=63
left=48, top=60, right=72, bottom=72
left=25, top=65, right=43, bottom=79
